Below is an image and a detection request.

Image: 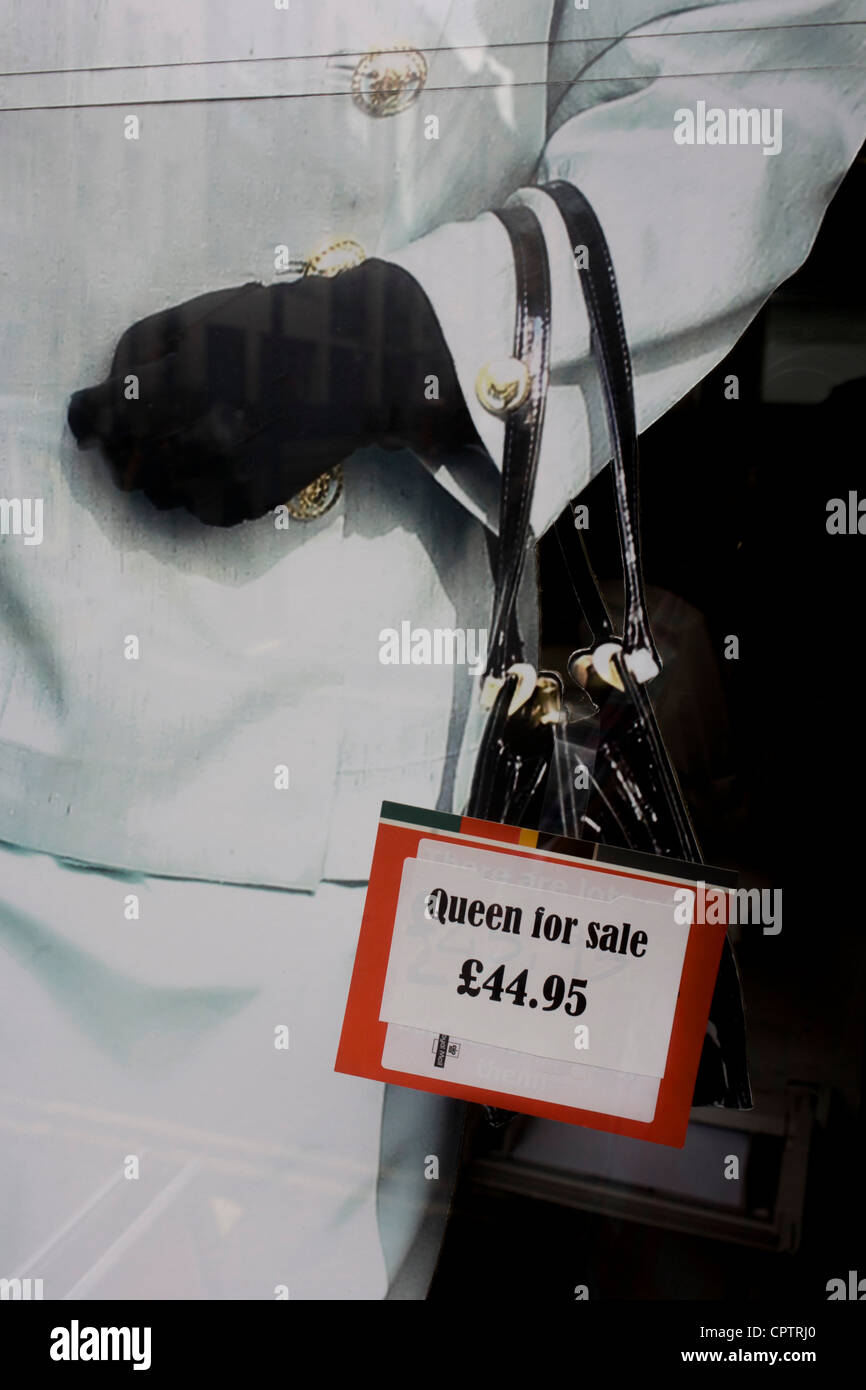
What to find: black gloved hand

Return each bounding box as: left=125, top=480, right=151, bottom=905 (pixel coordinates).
left=67, top=260, right=481, bottom=526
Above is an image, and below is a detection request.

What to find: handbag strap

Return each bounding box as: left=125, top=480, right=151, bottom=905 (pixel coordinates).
left=482, top=204, right=552, bottom=681
left=539, top=180, right=660, bottom=682
left=481, top=185, right=698, bottom=859
left=540, top=180, right=700, bottom=861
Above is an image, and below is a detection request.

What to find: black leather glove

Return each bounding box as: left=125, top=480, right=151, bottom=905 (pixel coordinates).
left=67, top=260, right=481, bottom=526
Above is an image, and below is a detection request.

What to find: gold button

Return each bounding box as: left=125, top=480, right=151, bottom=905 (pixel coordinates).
left=352, top=46, right=427, bottom=117
left=475, top=357, right=532, bottom=416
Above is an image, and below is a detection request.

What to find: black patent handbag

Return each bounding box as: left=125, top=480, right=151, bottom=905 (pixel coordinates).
left=467, top=183, right=751, bottom=1113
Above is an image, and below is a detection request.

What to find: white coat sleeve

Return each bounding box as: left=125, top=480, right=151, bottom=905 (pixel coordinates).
left=386, top=0, right=866, bottom=539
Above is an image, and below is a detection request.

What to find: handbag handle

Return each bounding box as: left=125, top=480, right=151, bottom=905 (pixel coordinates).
left=480, top=204, right=552, bottom=685
left=481, top=186, right=661, bottom=690
left=479, top=186, right=694, bottom=856
left=539, top=180, right=661, bottom=684
left=538, top=181, right=703, bottom=860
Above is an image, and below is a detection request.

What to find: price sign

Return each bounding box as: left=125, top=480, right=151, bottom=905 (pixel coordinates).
left=380, top=857, right=689, bottom=1076
left=336, top=802, right=734, bottom=1147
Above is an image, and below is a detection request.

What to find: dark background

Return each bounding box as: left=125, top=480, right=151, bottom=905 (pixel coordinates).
left=430, top=146, right=865, bottom=1302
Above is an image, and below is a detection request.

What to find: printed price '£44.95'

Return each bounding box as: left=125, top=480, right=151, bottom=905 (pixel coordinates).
left=457, top=960, right=588, bottom=1014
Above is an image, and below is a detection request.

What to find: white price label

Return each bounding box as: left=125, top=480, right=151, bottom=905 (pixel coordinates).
left=379, top=855, right=691, bottom=1077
